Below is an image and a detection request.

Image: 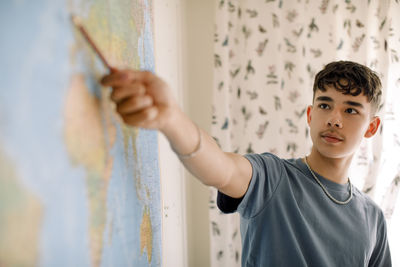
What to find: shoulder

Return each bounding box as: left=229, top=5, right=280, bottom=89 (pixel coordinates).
left=353, top=187, right=381, bottom=211
left=236, top=153, right=298, bottom=218
left=245, top=152, right=297, bottom=169
left=245, top=152, right=282, bottom=163
left=352, top=187, right=387, bottom=224
left=245, top=152, right=302, bottom=179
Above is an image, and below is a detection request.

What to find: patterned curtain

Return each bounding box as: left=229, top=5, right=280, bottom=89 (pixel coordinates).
left=210, top=0, right=400, bottom=266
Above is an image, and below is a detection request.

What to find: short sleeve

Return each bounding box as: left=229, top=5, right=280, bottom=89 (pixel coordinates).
left=217, top=192, right=244, bottom=213
left=236, top=153, right=283, bottom=219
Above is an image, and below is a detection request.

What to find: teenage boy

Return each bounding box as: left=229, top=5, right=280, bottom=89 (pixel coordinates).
left=101, top=61, right=391, bottom=266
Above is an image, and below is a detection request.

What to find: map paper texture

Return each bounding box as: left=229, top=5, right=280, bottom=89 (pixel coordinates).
left=0, top=1, right=161, bottom=266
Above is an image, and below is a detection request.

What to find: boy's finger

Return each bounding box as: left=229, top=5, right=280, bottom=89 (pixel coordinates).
left=120, top=107, right=158, bottom=127
left=101, top=73, right=126, bottom=86
left=116, top=95, right=153, bottom=115
left=101, top=69, right=151, bottom=87
left=110, top=83, right=146, bottom=103
left=100, top=69, right=133, bottom=86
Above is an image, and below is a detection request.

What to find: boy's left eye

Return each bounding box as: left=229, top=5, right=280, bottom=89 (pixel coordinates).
left=345, top=108, right=358, bottom=114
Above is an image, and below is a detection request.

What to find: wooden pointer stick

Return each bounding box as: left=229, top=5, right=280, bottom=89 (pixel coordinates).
left=71, top=15, right=116, bottom=72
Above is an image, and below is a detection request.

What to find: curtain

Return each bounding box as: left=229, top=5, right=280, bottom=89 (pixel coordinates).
left=210, top=0, right=400, bottom=266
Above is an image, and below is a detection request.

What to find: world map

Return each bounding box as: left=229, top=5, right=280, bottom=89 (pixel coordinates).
left=0, top=0, right=161, bottom=266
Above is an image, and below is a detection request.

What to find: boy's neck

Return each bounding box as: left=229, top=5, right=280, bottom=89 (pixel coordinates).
left=305, top=147, right=353, bottom=185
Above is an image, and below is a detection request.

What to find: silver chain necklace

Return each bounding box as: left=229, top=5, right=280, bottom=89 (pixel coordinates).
left=304, top=157, right=353, bottom=205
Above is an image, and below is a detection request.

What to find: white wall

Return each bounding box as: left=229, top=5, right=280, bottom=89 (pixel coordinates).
left=154, top=1, right=215, bottom=266
left=154, top=2, right=188, bottom=267
left=182, top=1, right=215, bottom=267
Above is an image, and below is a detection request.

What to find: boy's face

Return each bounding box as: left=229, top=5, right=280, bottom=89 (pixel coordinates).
left=307, top=85, right=380, bottom=159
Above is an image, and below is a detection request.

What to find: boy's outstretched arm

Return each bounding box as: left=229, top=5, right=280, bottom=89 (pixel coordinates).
left=101, top=69, right=252, bottom=198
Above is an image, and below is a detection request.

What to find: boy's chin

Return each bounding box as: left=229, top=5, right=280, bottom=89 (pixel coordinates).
left=314, top=147, right=355, bottom=160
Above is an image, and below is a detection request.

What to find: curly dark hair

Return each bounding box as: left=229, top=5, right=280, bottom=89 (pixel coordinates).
left=313, top=61, right=382, bottom=113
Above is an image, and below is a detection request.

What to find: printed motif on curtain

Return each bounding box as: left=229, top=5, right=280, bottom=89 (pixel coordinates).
left=210, top=1, right=400, bottom=266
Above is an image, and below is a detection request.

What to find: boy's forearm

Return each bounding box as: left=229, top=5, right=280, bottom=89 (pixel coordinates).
left=160, top=108, right=232, bottom=189
left=99, top=69, right=250, bottom=195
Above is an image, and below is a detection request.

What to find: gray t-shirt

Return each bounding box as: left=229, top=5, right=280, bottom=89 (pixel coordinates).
left=217, top=153, right=391, bottom=267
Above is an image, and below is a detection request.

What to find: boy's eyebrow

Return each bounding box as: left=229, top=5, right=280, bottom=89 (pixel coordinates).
left=315, top=96, right=333, bottom=102
left=315, top=96, right=365, bottom=109
left=344, top=101, right=364, bottom=109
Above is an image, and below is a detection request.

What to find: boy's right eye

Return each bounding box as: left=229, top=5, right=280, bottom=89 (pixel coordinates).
left=318, top=103, right=330, bottom=109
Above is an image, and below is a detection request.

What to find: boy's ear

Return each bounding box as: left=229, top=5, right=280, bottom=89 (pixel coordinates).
left=307, top=105, right=313, bottom=125
left=364, top=116, right=381, bottom=138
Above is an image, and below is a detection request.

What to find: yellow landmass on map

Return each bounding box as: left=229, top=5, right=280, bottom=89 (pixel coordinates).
left=0, top=147, right=42, bottom=266
left=84, top=2, right=141, bottom=69
left=68, top=1, right=156, bottom=264
left=140, top=206, right=153, bottom=263
left=85, top=3, right=155, bottom=262
left=64, top=74, right=116, bottom=267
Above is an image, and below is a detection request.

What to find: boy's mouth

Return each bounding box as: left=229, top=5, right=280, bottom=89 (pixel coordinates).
left=320, top=132, right=344, bottom=143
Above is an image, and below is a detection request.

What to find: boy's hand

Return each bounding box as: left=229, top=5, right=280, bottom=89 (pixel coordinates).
left=101, top=69, right=179, bottom=131
left=101, top=70, right=252, bottom=198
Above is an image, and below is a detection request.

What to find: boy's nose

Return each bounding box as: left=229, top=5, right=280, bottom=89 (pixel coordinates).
left=327, top=118, right=343, bottom=128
